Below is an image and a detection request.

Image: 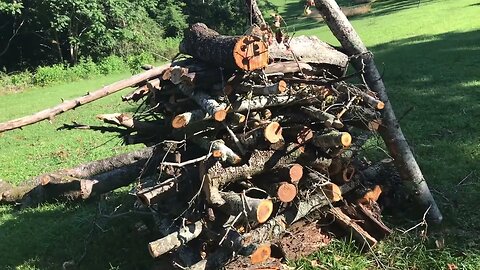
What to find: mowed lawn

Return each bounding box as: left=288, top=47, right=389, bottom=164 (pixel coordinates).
left=1, top=0, right=480, bottom=269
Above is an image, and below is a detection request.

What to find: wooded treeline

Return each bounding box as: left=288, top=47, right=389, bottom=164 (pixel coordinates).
left=0, top=0, right=276, bottom=72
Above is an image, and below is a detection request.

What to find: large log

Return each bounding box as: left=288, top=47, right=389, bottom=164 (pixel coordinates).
left=0, top=146, right=157, bottom=204
left=268, top=35, right=349, bottom=68
left=0, top=63, right=171, bottom=133
left=180, top=23, right=268, bottom=71
left=314, top=0, right=443, bottom=223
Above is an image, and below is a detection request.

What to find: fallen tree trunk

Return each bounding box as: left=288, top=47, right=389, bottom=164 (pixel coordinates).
left=314, top=0, right=443, bottom=223
left=0, top=146, right=157, bottom=204
left=20, top=163, right=145, bottom=207
left=0, top=63, right=171, bottom=133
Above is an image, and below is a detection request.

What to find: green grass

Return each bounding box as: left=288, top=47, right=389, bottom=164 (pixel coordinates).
left=1, top=0, right=480, bottom=268
left=0, top=72, right=142, bottom=183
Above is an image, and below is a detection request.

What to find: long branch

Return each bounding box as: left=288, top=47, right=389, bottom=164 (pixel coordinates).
left=0, top=63, right=171, bottom=133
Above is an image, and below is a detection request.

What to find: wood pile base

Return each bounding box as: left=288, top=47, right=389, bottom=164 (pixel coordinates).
left=0, top=22, right=399, bottom=270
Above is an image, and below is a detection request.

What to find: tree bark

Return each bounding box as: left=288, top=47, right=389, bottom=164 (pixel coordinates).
left=314, top=0, right=442, bottom=223
left=0, top=63, right=171, bottom=133
left=244, top=0, right=267, bottom=26
left=269, top=35, right=348, bottom=68
left=148, top=220, right=203, bottom=258
left=0, top=146, right=157, bottom=204
left=180, top=23, right=268, bottom=71
left=203, top=144, right=305, bottom=206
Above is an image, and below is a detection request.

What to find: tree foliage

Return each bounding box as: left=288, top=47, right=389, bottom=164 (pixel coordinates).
left=0, top=0, right=276, bottom=72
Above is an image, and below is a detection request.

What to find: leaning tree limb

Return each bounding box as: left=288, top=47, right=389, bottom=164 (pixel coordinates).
left=244, top=0, right=266, bottom=26
left=314, top=0, right=442, bottom=223
left=0, top=63, right=172, bottom=133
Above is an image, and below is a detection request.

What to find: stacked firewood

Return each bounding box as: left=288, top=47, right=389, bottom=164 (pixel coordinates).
left=0, top=22, right=394, bottom=269
left=84, top=23, right=391, bottom=269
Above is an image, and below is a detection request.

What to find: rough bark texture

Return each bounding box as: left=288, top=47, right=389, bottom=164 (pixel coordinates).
left=180, top=23, right=268, bottom=71
left=269, top=36, right=348, bottom=68
left=0, top=147, right=157, bottom=204
left=314, top=0, right=442, bottom=223
left=203, top=144, right=304, bottom=206
left=0, top=63, right=171, bottom=133
left=245, top=0, right=266, bottom=26
left=219, top=192, right=274, bottom=223
left=231, top=95, right=310, bottom=113
left=148, top=220, right=203, bottom=258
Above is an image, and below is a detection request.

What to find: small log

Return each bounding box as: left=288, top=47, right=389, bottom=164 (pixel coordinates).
left=250, top=244, right=272, bottom=264
left=191, top=137, right=242, bottom=165
left=357, top=185, right=382, bottom=204
left=239, top=122, right=283, bottom=148
left=231, top=95, right=310, bottom=113
left=228, top=113, right=247, bottom=125
left=0, top=63, right=171, bottom=133
left=264, top=61, right=313, bottom=75
left=203, top=144, right=305, bottom=206
left=278, top=163, right=303, bottom=184
left=219, top=192, right=274, bottom=224
left=301, top=106, right=343, bottom=128
left=282, top=125, right=313, bottom=145
left=312, top=130, right=352, bottom=149
left=268, top=36, right=348, bottom=68
left=96, top=113, right=162, bottom=133
left=21, top=163, right=147, bottom=207
left=268, top=182, right=297, bottom=203
left=136, top=178, right=179, bottom=206
left=180, top=23, right=268, bottom=71
left=172, top=110, right=209, bottom=128
left=148, top=220, right=203, bottom=258
left=189, top=90, right=227, bottom=122
left=234, top=81, right=287, bottom=95
left=169, top=66, right=189, bottom=85
left=329, top=207, right=377, bottom=248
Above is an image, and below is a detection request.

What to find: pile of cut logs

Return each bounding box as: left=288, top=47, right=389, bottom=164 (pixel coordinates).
left=0, top=22, right=396, bottom=269
left=95, top=23, right=392, bottom=269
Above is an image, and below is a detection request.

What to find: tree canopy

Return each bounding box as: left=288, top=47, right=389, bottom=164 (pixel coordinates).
left=0, top=0, right=276, bottom=72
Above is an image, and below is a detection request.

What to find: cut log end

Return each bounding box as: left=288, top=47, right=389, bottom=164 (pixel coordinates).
left=172, top=115, right=188, bottom=129
left=289, top=164, right=304, bottom=183
left=233, top=35, right=269, bottom=71
left=257, top=199, right=274, bottom=224
left=376, top=101, right=385, bottom=110
left=277, top=182, right=297, bottom=203
left=214, top=110, right=228, bottom=122
left=250, top=244, right=272, bottom=264
left=264, top=122, right=283, bottom=144
left=278, top=80, right=287, bottom=93
left=341, top=132, right=352, bottom=147
left=323, top=183, right=342, bottom=202
left=296, top=127, right=313, bottom=144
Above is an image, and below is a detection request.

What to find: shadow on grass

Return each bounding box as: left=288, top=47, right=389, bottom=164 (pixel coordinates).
left=371, top=30, right=480, bottom=247
left=0, top=193, right=158, bottom=270
left=277, top=0, right=439, bottom=33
